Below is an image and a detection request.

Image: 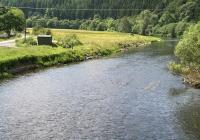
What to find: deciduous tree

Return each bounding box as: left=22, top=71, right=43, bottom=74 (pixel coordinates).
left=0, top=8, right=25, bottom=37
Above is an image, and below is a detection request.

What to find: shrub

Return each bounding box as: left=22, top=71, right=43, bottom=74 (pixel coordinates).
left=32, top=26, right=52, bottom=35
left=16, top=37, right=37, bottom=47
left=175, top=22, right=200, bottom=68
left=87, top=20, right=99, bottom=31
left=96, top=22, right=107, bottom=31
left=105, top=18, right=116, bottom=31
left=117, top=17, right=132, bottom=33
left=175, top=22, right=190, bottom=37
left=57, top=34, right=82, bottom=48
left=25, top=37, right=37, bottom=45
left=46, top=29, right=52, bottom=35
left=158, top=23, right=177, bottom=38
left=80, top=21, right=90, bottom=30
left=169, top=62, right=190, bottom=75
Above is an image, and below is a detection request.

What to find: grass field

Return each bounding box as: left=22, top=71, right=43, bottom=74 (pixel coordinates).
left=51, top=29, right=159, bottom=44
left=0, top=29, right=160, bottom=78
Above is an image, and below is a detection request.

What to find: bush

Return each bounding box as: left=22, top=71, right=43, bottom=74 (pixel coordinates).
left=25, top=37, right=37, bottom=45
left=80, top=21, right=90, bottom=30
left=130, top=10, right=158, bottom=35
left=105, top=18, right=116, bottom=31
left=96, top=22, right=107, bottom=31
left=16, top=37, right=37, bottom=47
left=175, top=22, right=200, bottom=68
left=169, top=62, right=190, bottom=75
left=175, top=22, right=190, bottom=37
left=158, top=23, right=177, bottom=38
left=57, top=34, right=82, bottom=48
left=117, top=17, right=132, bottom=33
left=87, top=20, right=99, bottom=31
left=32, top=26, right=52, bottom=35
left=46, top=29, right=52, bottom=35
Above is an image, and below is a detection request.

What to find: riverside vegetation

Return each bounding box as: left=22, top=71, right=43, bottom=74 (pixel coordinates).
left=169, top=22, right=200, bottom=88
left=0, top=29, right=159, bottom=79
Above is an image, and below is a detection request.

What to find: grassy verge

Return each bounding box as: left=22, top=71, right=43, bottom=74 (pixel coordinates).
left=0, top=29, right=160, bottom=79
left=169, top=62, right=200, bottom=88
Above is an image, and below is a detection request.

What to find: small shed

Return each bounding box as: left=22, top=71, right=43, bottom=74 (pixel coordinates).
left=37, top=35, right=52, bottom=45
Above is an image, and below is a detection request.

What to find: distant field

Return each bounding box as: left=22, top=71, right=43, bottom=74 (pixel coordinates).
left=0, top=29, right=160, bottom=78
left=51, top=29, right=159, bottom=45
left=28, top=28, right=159, bottom=45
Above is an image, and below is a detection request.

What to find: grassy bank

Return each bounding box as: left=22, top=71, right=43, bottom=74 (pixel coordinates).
left=0, top=29, right=160, bottom=79
left=169, top=63, right=200, bottom=88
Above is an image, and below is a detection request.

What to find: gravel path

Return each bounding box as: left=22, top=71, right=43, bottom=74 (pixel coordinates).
left=0, top=39, right=16, bottom=47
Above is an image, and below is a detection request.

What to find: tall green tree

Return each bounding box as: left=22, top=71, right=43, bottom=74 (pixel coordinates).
left=117, top=17, right=131, bottom=33
left=133, top=10, right=158, bottom=35
left=0, top=0, right=170, bottom=19
left=0, top=8, right=25, bottom=37
left=175, top=22, right=200, bottom=67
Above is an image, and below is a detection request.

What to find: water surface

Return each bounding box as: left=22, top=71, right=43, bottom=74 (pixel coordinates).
left=0, top=41, right=200, bottom=140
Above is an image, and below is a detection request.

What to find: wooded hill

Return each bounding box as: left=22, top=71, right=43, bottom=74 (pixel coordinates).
left=1, top=0, right=200, bottom=37
left=0, top=0, right=171, bottom=19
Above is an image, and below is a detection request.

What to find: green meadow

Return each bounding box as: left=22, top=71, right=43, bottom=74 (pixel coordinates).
left=0, top=29, right=160, bottom=78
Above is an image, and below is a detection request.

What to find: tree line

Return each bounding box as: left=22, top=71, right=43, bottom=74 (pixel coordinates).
left=0, top=0, right=169, bottom=19
left=1, top=0, right=200, bottom=38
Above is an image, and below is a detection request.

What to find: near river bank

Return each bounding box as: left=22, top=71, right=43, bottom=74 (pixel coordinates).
left=0, top=29, right=160, bottom=79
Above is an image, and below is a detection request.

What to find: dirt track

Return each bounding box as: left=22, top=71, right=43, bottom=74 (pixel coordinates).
left=0, top=39, right=16, bottom=47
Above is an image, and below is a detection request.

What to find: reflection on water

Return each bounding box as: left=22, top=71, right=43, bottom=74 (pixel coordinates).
left=169, top=88, right=188, bottom=96
left=0, top=41, right=199, bottom=140
left=132, top=40, right=178, bottom=57
left=177, top=103, right=200, bottom=139
left=171, top=88, right=200, bottom=140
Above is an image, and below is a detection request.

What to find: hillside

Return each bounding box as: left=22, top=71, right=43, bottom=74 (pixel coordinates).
left=0, top=0, right=170, bottom=19
left=1, top=0, right=200, bottom=37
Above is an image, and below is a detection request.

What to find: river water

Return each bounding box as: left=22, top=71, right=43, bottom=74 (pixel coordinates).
left=0, top=41, right=200, bottom=140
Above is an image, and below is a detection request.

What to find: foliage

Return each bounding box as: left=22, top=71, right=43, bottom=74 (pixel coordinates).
left=57, top=34, right=82, bottom=48
left=175, top=22, right=200, bottom=68
left=0, top=7, right=7, bottom=15
left=169, top=62, right=190, bottom=75
left=0, top=29, right=159, bottom=78
left=16, top=0, right=200, bottom=38
left=175, top=22, right=190, bottom=37
left=177, top=2, right=199, bottom=22
left=96, top=22, right=107, bottom=31
left=117, top=17, right=131, bottom=33
left=0, top=0, right=170, bottom=19
left=132, top=10, right=158, bottom=35
left=105, top=18, right=116, bottom=31
left=2, top=0, right=199, bottom=38
left=0, top=8, right=25, bottom=37
left=16, top=37, right=37, bottom=47
left=159, top=11, right=176, bottom=25
left=157, top=23, right=177, bottom=38
left=32, top=26, right=52, bottom=35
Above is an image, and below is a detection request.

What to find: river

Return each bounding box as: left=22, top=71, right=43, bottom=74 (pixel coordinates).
left=0, top=41, right=200, bottom=140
